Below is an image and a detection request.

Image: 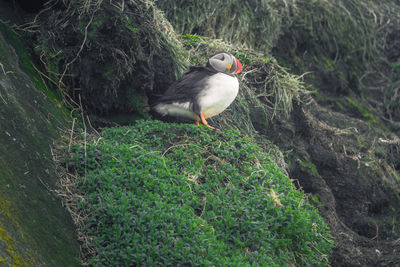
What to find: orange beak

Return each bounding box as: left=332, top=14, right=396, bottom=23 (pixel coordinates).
left=233, top=57, right=242, bottom=75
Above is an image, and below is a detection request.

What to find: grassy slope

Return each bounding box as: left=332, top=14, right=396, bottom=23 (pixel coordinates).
left=66, top=120, right=333, bottom=266
left=158, top=0, right=400, bottom=131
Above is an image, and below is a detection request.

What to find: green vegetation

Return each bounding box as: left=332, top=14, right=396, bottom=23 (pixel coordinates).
left=346, top=98, right=378, bottom=125
left=157, top=0, right=284, bottom=52
left=393, top=62, right=400, bottom=73
left=182, top=34, right=206, bottom=48
left=0, top=21, right=63, bottom=104
left=0, top=200, right=35, bottom=266
left=158, top=0, right=399, bottom=69
left=310, top=194, right=323, bottom=210
left=66, top=120, right=333, bottom=266
left=158, top=0, right=400, bottom=126
left=300, top=160, right=319, bottom=177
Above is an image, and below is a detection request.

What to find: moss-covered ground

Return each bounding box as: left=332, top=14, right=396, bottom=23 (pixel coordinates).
left=65, top=120, right=333, bottom=266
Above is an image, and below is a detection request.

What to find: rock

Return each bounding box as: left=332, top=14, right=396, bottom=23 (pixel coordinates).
left=0, top=23, right=80, bottom=266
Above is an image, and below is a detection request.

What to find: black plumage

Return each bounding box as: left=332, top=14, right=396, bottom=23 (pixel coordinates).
left=151, top=52, right=242, bottom=129
left=152, top=66, right=217, bottom=115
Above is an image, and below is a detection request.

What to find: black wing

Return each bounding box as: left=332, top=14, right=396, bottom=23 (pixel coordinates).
left=152, top=66, right=216, bottom=109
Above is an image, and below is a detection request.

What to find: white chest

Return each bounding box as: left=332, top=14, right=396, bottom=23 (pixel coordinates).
left=198, top=73, right=239, bottom=118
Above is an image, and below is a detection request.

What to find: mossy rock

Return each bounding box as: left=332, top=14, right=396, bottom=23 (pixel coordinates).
left=0, top=24, right=79, bottom=266
left=65, top=120, right=333, bottom=266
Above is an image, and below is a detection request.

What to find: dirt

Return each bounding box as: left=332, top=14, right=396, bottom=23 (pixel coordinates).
left=254, top=100, right=400, bottom=266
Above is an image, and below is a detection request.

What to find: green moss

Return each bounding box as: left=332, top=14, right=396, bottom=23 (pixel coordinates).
left=323, top=57, right=335, bottom=71
left=0, top=200, right=20, bottom=229
left=392, top=61, right=400, bottom=73
left=182, top=34, right=206, bottom=47
left=0, top=22, right=71, bottom=127
left=0, top=200, right=35, bottom=266
left=0, top=150, right=80, bottom=266
left=0, top=22, right=69, bottom=120
left=310, top=194, right=323, bottom=209
left=300, top=160, right=320, bottom=177
left=67, top=120, right=333, bottom=266
left=335, top=102, right=344, bottom=110
left=88, top=17, right=105, bottom=39
left=0, top=22, right=64, bottom=105
left=346, top=98, right=378, bottom=125
left=232, top=52, right=253, bottom=65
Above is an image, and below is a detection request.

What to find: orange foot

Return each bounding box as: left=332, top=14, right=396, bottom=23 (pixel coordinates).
left=200, top=113, right=220, bottom=131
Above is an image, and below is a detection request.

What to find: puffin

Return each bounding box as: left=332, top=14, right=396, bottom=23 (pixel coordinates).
left=152, top=52, right=242, bottom=129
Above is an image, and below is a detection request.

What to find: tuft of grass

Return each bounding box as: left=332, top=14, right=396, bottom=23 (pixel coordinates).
left=346, top=97, right=378, bottom=125
left=65, top=120, right=333, bottom=266
left=178, top=36, right=310, bottom=135
left=36, top=0, right=189, bottom=115
left=158, top=0, right=400, bottom=127
left=182, top=34, right=206, bottom=48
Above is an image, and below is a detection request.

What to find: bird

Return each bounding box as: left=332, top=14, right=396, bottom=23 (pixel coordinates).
left=152, top=52, right=242, bottom=129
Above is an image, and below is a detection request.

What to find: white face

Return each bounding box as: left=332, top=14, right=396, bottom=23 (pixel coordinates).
left=208, top=53, right=237, bottom=74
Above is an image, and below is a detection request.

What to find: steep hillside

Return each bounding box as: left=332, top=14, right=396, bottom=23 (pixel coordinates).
left=1, top=0, right=399, bottom=266
left=0, top=18, right=80, bottom=267
left=158, top=0, right=400, bottom=131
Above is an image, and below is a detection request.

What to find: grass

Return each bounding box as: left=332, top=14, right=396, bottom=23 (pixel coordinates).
left=36, top=0, right=189, bottom=115
left=158, top=0, right=399, bottom=65
left=178, top=35, right=310, bottom=135
left=346, top=97, right=379, bottom=125
left=65, top=120, right=333, bottom=266
left=158, top=0, right=400, bottom=127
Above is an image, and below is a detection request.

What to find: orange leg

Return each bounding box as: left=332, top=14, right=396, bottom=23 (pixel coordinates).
left=194, top=121, right=199, bottom=126
left=200, top=113, right=219, bottom=130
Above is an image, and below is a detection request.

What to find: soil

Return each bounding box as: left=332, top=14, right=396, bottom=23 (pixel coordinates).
left=256, top=100, right=400, bottom=266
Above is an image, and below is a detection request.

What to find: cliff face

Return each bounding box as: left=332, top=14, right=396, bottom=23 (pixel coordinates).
left=1, top=0, right=400, bottom=266
left=0, top=16, right=80, bottom=267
